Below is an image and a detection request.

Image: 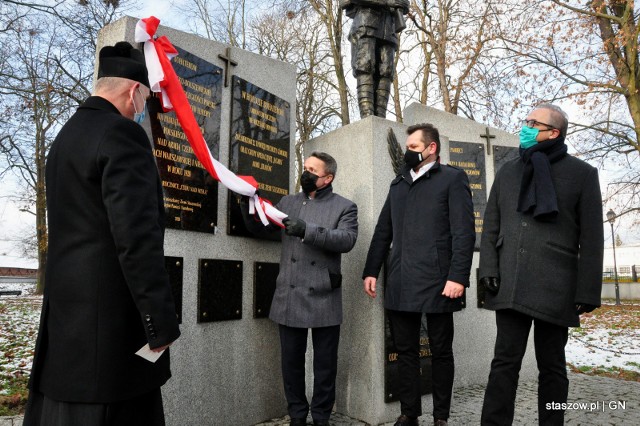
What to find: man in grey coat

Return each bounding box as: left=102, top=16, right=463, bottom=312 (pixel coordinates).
left=479, top=104, right=604, bottom=425
left=243, top=152, right=358, bottom=426
left=363, top=123, right=475, bottom=426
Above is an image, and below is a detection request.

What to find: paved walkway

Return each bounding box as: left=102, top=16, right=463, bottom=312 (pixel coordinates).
left=2, top=373, right=638, bottom=425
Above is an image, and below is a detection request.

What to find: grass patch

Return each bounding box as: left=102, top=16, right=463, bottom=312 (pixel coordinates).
left=0, top=297, right=41, bottom=416
left=568, top=363, right=640, bottom=382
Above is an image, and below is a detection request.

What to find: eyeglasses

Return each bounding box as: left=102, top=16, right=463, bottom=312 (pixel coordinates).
left=523, top=119, right=556, bottom=130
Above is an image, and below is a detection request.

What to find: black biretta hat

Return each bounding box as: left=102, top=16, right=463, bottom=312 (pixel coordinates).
left=98, top=41, right=150, bottom=88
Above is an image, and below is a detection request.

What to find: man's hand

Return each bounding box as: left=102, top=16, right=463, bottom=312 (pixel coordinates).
left=480, top=277, right=500, bottom=294
left=575, top=303, right=597, bottom=315
left=283, top=217, right=306, bottom=238
left=151, top=342, right=173, bottom=353
left=364, top=276, right=377, bottom=298
left=442, top=280, right=465, bottom=299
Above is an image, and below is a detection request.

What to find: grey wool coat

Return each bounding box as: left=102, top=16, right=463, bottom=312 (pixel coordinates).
left=363, top=162, right=475, bottom=313
left=479, top=154, right=604, bottom=327
left=269, top=186, right=358, bottom=328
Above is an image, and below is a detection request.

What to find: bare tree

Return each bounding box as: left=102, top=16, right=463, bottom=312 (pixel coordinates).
left=249, top=6, right=343, bottom=189
left=493, top=0, right=640, bottom=225
left=307, top=0, right=351, bottom=125
left=0, top=0, right=129, bottom=292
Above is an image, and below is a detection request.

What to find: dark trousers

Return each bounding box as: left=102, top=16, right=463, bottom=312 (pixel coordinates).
left=279, top=324, right=340, bottom=421
left=481, top=309, right=569, bottom=426
left=23, top=388, right=165, bottom=426
left=387, top=310, right=455, bottom=420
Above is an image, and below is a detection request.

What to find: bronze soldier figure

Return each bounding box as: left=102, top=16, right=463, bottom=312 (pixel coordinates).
left=340, top=0, right=409, bottom=119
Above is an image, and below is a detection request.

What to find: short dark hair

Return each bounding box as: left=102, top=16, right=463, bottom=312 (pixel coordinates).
left=309, top=151, right=337, bottom=176
left=407, top=123, right=441, bottom=155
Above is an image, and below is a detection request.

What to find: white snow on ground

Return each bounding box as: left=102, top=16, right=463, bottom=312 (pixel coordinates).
left=1, top=285, right=639, bottom=397
left=566, top=329, right=640, bottom=373
left=0, top=282, right=41, bottom=395
left=566, top=302, right=640, bottom=374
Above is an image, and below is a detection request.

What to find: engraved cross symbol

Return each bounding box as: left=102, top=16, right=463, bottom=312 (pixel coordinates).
left=218, top=47, right=238, bottom=88
left=480, top=127, right=496, bottom=155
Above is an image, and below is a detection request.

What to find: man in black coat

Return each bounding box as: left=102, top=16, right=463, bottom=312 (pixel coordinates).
left=24, top=42, right=180, bottom=426
left=479, top=104, right=603, bottom=425
left=363, top=123, right=475, bottom=426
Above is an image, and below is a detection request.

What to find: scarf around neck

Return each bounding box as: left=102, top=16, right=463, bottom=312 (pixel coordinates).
left=517, top=136, right=568, bottom=221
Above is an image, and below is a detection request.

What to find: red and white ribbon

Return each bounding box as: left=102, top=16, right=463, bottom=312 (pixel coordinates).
left=135, top=16, right=287, bottom=227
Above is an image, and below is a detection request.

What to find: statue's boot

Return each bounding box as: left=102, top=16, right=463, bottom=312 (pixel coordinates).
left=356, top=74, right=374, bottom=118
left=375, top=77, right=392, bottom=118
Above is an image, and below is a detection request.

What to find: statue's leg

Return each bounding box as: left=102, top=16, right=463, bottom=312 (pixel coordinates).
left=352, top=37, right=376, bottom=118
left=375, top=43, right=396, bottom=118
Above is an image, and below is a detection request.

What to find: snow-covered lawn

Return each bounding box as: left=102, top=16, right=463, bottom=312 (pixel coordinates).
left=566, top=301, right=640, bottom=377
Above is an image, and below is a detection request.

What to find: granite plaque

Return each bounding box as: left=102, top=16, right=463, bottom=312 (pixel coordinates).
left=165, top=256, right=184, bottom=324
left=197, top=259, right=243, bottom=322
left=253, top=262, right=279, bottom=318
left=385, top=313, right=433, bottom=402
left=150, top=46, right=223, bottom=233
left=493, top=145, right=519, bottom=175
left=228, top=75, right=291, bottom=237
left=449, top=141, right=487, bottom=250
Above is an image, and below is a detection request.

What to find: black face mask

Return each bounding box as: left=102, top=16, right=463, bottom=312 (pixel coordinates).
left=300, top=170, right=319, bottom=194
left=404, top=148, right=425, bottom=168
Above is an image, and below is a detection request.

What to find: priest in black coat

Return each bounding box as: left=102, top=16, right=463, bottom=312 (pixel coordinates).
left=24, top=42, right=180, bottom=426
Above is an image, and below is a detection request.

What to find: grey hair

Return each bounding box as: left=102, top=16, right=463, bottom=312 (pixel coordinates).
left=94, top=76, right=133, bottom=94
left=309, top=151, right=337, bottom=176
left=536, top=103, right=569, bottom=138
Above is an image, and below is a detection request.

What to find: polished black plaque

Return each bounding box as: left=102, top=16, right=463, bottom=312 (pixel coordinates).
left=164, top=256, right=183, bottom=324
left=385, top=312, right=433, bottom=402
left=228, top=75, right=290, bottom=237
left=254, top=262, right=279, bottom=318
left=197, top=259, right=242, bottom=322
left=449, top=141, right=487, bottom=250
left=476, top=268, right=487, bottom=308
left=150, top=46, right=223, bottom=233
left=493, top=145, right=519, bottom=175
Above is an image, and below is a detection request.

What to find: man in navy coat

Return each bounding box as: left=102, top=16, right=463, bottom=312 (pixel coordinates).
left=24, top=42, right=180, bottom=426
left=479, top=104, right=603, bottom=425
left=363, top=123, right=475, bottom=426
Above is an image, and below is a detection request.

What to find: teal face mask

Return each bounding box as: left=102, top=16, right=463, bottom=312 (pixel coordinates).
left=132, top=89, right=147, bottom=125
left=519, top=125, right=539, bottom=149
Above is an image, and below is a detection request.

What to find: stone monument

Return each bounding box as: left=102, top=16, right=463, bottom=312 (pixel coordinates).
left=98, top=17, right=295, bottom=425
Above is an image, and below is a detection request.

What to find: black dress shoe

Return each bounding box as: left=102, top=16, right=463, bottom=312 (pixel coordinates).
left=394, top=415, right=419, bottom=426
left=313, top=421, right=330, bottom=426
left=289, top=418, right=306, bottom=426
left=434, top=420, right=448, bottom=426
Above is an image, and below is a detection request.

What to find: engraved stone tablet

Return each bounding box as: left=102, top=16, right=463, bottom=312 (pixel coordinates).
left=150, top=46, right=223, bottom=233
left=449, top=141, right=487, bottom=250
left=228, top=75, right=290, bottom=237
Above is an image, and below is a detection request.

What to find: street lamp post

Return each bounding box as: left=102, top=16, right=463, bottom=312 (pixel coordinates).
left=606, top=209, right=621, bottom=306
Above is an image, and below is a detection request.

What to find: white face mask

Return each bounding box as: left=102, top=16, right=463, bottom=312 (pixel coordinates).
left=131, top=88, right=147, bottom=124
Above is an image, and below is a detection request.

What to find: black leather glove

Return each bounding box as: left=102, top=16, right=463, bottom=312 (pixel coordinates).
left=480, top=277, right=500, bottom=294
left=575, top=303, right=597, bottom=315
left=282, top=217, right=306, bottom=238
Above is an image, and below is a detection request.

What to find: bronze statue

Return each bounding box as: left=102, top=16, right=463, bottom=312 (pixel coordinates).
left=340, top=0, right=409, bottom=119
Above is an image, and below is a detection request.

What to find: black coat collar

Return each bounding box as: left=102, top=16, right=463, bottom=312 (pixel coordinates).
left=79, top=96, right=121, bottom=115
